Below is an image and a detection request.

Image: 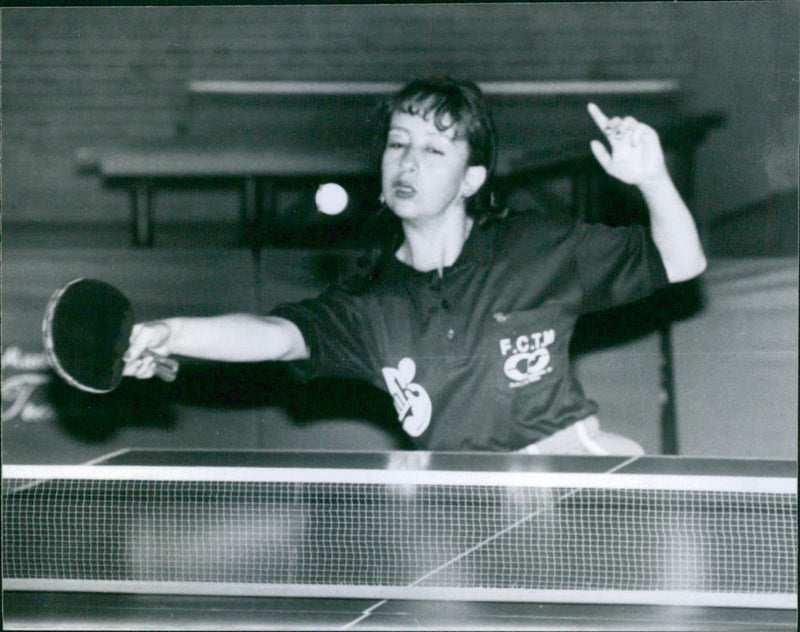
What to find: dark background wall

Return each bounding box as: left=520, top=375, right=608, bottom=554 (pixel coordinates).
left=2, top=2, right=797, bottom=240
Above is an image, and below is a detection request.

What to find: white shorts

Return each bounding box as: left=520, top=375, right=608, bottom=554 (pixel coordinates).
left=517, top=416, right=645, bottom=456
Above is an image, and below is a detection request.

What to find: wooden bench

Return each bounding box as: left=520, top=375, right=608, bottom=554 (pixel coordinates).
left=77, top=80, right=725, bottom=248
left=76, top=144, right=376, bottom=246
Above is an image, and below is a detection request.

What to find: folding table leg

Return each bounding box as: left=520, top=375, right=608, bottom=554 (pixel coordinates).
left=129, top=180, right=155, bottom=247
left=239, top=177, right=268, bottom=247
left=242, top=177, right=276, bottom=248
left=659, top=324, right=679, bottom=455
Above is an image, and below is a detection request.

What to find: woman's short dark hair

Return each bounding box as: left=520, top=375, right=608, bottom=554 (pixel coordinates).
left=377, top=77, right=497, bottom=173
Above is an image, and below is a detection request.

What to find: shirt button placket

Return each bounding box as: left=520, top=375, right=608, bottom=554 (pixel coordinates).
left=432, top=274, right=457, bottom=348
left=441, top=295, right=456, bottom=342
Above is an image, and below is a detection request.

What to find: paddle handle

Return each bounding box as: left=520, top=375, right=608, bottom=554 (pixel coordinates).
left=146, top=352, right=180, bottom=382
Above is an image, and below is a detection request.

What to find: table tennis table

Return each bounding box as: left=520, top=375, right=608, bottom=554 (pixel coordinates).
left=3, top=450, right=796, bottom=631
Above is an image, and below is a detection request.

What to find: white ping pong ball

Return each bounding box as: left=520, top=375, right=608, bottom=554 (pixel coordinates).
left=315, top=183, right=349, bottom=215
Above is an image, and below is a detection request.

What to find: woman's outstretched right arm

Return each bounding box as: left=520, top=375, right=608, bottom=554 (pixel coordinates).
left=123, top=314, right=309, bottom=379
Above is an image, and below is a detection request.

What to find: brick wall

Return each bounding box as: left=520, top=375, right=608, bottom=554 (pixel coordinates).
left=1, top=3, right=796, bottom=223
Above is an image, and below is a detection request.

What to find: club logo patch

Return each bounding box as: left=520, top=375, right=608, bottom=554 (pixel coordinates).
left=499, top=329, right=555, bottom=388
left=381, top=358, right=432, bottom=437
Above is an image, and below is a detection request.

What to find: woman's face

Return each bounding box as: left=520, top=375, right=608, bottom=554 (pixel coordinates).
left=381, top=109, right=481, bottom=224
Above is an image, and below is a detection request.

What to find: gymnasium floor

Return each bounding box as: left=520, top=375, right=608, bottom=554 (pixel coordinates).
left=2, top=220, right=797, bottom=465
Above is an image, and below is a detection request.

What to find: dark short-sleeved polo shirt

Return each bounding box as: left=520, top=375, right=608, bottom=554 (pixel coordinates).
left=271, top=212, right=669, bottom=451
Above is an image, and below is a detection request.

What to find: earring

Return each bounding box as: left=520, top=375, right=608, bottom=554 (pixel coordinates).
left=379, top=193, right=386, bottom=205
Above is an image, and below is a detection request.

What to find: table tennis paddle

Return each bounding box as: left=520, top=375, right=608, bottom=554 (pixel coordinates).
left=42, top=278, right=179, bottom=393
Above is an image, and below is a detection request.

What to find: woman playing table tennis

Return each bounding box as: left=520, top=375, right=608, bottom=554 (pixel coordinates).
left=124, top=77, right=706, bottom=455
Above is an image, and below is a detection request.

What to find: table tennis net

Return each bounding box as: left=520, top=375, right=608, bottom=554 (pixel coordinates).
left=3, top=462, right=796, bottom=608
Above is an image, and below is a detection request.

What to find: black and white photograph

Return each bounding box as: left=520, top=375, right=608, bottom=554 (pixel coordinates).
left=2, top=3, right=797, bottom=630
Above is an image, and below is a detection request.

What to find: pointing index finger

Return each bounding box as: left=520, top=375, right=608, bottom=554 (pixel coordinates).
left=587, top=102, right=609, bottom=130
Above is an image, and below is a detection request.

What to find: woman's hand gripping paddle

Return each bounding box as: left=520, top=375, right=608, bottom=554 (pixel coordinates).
left=42, top=278, right=179, bottom=393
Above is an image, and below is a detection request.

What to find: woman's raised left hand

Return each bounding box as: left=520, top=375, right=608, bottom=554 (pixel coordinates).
left=587, top=102, right=668, bottom=187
